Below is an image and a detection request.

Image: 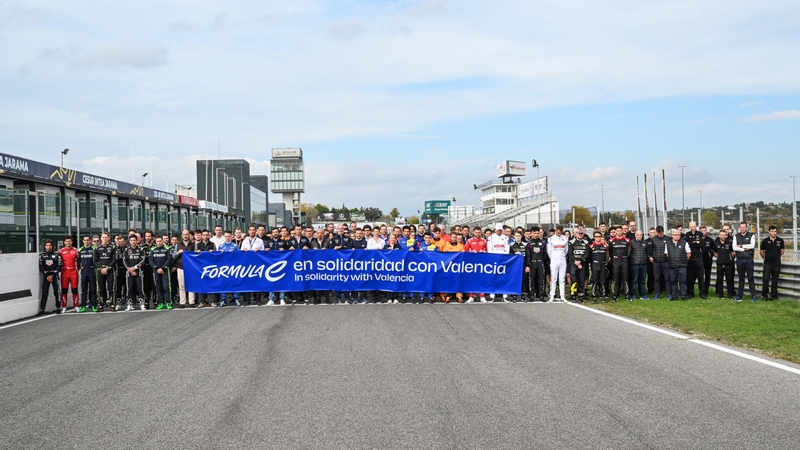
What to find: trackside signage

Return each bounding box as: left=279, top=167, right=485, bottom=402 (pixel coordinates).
left=183, top=250, right=523, bottom=294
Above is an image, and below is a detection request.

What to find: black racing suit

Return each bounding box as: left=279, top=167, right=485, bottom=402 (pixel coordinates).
left=588, top=241, right=608, bottom=299
left=148, top=245, right=173, bottom=305
left=609, top=237, right=631, bottom=299
left=78, top=246, right=97, bottom=307
left=525, top=238, right=546, bottom=300
left=39, top=251, right=61, bottom=312
left=330, top=234, right=353, bottom=301
left=291, top=236, right=312, bottom=302
left=114, top=245, right=128, bottom=305
left=510, top=241, right=527, bottom=300
left=568, top=237, right=590, bottom=301
left=142, top=242, right=154, bottom=307
left=93, top=243, right=116, bottom=307
left=124, top=245, right=147, bottom=305
left=684, top=230, right=706, bottom=298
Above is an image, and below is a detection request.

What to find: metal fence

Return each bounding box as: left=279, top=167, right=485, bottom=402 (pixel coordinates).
left=707, top=260, right=800, bottom=300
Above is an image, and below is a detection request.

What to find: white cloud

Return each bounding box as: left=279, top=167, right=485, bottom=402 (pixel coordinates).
left=742, top=110, right=800, bottom=122
left=68, top=41, right=169, bottom=71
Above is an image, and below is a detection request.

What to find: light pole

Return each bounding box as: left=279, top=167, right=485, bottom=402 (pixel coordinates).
left=679, top=165, right=687, bottom=226
left=61, top=148, right=69, bottom=167
left=141, top=173, right=148, bottom=187
left=214, top=168, right=224, bottom=204
left=532, top=159, right=540, bottom=226
left=698, top=190, right=703, bottom=226
left=599, top=184, right=605, bottom=224
left=242, top=181, right=249, bottom=214
left=229, top=176, right=237, bottom=209
left=792, top=176, right=797, bottom=262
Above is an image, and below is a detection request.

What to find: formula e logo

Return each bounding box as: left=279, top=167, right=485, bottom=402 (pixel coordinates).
left=264, top=261, right=287, bottom=282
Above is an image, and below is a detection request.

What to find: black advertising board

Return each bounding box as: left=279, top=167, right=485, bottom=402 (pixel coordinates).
left=0, top=152, right=176, bottom=204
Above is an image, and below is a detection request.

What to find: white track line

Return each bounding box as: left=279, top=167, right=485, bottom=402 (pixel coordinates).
left=569, top=302, right=800, bottom=376
left=0, top=314, right=56, bottom=330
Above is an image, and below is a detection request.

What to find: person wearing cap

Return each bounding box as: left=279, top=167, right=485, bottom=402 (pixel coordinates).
left=567, top=226, right=590, bottom=303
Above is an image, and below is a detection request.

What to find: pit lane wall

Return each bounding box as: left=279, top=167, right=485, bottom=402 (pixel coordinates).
left=0, top=254, right=41, bottom=324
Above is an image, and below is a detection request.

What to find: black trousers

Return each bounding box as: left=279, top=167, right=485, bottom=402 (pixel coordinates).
left=715, top=263, right=734, bottom=298
left=143, top=265, right=155, bottom=303
left=40, top=275, right=59, bottom=311
left=154, top=270, right=171, bottom=304
left=115, top=267, right=128, bottom=304
left=736, top=258, right=755, bottom=298
left=528, top=262, right=545, bottom=298
left=762, top=262, right=780, bottom=299
left=611, top=257, right=628, bottom=298
left=80, top=270, right=97, bottom=307
left=702, top=257, right=713, bottom=296
left=570, top=265, right=588, bottom=298
left=652, top=261, right=670, bottom=298
left=591, top=263, right=607, bottom=297
left=669, top=267, right=687, bottom=299
left=127, top=270, right=144, bottom=304
left=97, top=269, right=114, bottom=304
left=646, top=260, right=654, bottom=294
left=686, top=257, right=705, bottom=297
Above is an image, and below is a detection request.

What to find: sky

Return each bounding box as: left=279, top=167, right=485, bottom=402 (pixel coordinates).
left=1, top=0, right=799, bottom=217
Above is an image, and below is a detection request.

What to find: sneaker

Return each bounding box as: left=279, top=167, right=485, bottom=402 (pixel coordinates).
left=219, top=302, right=226, bottom=307
left=559, top=297, right=567, bottom=303
left=267, top=300, right=275, bottom=306
left=77, top=306, right=86, bottom=313
left=641, top=296, right=650, bottom=300
left=280, top=299, right=286, bottom=306
left=92, top=306, right=99, bottom=312
left=305, top=299, right=310, bottom=305
left=125, top=305, right=133, bottom=312
left=733, top=296, right=742, bottom=302
left=156, top=304, right=165, bottom=310
left=115, top=304, right=123, bottom=311
left=752, top=296, right=757, bottom=303
left=480, top=296, right=487, bottom=303
left=393, top=299, right=399, bottom=304
left=178, top=304, right=185, bottom=308
left=465, top=297, right=474, bottom=303
left=547, top=297, right=554, bottom=303
left=235, top=301, right=241, bottom=307
left=333, top=299, right=340, bottom=305
left=167, top=303, right=173, bottom=310
left=60, top=307, right=66, bottom=314
left=490, top=294, right=496, bottom=300
left=140, top=304, right=146, bottom=311
left=197, top=303, right=205, bottom=309
left=361, top=299, right=368, bottom=304
left=291, top=300, right=297, bottom=305
left=211, top=302, right=219, bottom=307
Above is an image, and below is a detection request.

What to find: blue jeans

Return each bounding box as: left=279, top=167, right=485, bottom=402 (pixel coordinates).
left=268, top=292, right=285, bottom=301
left=220, top=293, right=239, bottom=303
left=631, top=264, right=647, bottom=298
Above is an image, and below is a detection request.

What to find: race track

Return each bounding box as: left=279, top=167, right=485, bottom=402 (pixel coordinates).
left=2, top=303, right=799, bottom=449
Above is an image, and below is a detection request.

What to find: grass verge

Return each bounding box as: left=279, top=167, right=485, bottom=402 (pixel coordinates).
left=589, top=292, right=800, bottom=364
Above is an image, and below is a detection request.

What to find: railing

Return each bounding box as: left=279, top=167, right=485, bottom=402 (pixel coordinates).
left=707, top=260, right=800, bottom=299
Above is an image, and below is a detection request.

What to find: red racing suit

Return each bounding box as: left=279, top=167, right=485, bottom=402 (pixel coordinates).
left=58, top=246, right=79, bottom=307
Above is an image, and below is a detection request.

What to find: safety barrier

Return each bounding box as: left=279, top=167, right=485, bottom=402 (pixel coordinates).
left=707, top=260, right=800, bottom=299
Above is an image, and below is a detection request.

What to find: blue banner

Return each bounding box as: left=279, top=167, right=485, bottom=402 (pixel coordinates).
left=183, top=249, right=523, bottom=294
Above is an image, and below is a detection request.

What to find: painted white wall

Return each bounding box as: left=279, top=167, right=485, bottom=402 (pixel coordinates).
left=0, top=254, right=43, bottom=324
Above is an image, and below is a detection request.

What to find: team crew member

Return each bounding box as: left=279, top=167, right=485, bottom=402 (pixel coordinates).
left=567, top=227, right=589, bottom=303
left=732, top=221, right=757, bottom=302
left=525, top=227, right=546, bottom=302
left=629, top=230, right=649, bottom=300
left=195, top=230, right=217, bottom=308
left=700, top=226, right=715, bottom=297
left=331, top=224, right=353, bottom=304
left=588, top=231, right=609, bottom=302
left=58, top=236, right=79, bottom=313
left=217, top=231, right=242, bottom=307
left=149, top=236, right=173, bottom=310
left=142, top=231, right=156, bottom=308
left=39, top=240, right=61, bottom=315
left=77, top=236, right=97, bottom=312
left=169, top=235, right=180, bottom=304
left=174, top=230, right=196, bottom=308
left=487, top=224, right=510, bottom=303
left=547, top=225, right=569, bottom=303
left=713, top=229, right=735, bottom=299
left=124, top=234, right=148, bottom=311
left=760, top=225, right=785, bottom=301
left=443, top=232, right=466, bottom=303
left=665, top=229, right=691, bottom=300
left=114, top=234, right=128, bottom=309
left=241, top=225, right=265, bottom=306
left=509, top=231, right=527, bottom=302
left=269, top=227, right=294, bottom=305
left=608, top=227, right=631, bottom=302
left=647, top=226, right=670, bottom=300
left=94, top=232, right=116, bottom=311
left=417, top=232, right=438, bottom=304
left=684, top=222, right=706, bottom=299
left=291, top=227, right=313, bottom=305
left=463, top=226, right=487, bottom=303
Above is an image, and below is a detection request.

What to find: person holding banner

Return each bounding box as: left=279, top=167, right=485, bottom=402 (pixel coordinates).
left=443, top=232, right=466, bottom=303
left=417, top=232, right=439, bottom=304
left=269, top=227, right=293, bottom=305
left=487, top=224, right=510, bottom=303
left=310, top=228, right=332, bottom=304
left=464, top=226, right=488, bottom=303
left=331, top=224, right=353, bottom=304
left=509, top=230, right=527, bottom=302
left=217, top=231, right=242, bottom=307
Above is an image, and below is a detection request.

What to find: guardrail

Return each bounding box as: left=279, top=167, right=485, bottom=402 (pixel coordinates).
left=707, top=260, right=800, bottom=299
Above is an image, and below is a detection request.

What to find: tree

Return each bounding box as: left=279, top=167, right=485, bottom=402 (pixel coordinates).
left=389, top=207, right=400, bottom=219
left=408, top=215, right=420, bottom=225
left=363, top=207, right=383, bottom=222
left=315, top=204, right=330, bottom=214
left=350, top=207, right=360, bottom=213
left=300, top=203, right=319, bottom=223
left=564, top=205, right=594, bottom=226
left=701, top=210, right=721, bottom=229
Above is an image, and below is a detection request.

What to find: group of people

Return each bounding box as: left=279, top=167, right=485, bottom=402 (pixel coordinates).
left=38, top=219, right=784, bottom=314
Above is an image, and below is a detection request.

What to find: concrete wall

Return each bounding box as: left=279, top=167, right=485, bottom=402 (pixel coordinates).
left=0, top=253, right=42, bottom=324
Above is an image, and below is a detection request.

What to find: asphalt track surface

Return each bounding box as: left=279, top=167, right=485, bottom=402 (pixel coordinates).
left=2, top=302, right=800, bottom=449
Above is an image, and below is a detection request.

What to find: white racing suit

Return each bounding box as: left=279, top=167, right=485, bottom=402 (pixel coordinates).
left=547, top=234, right=569, bottom=299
